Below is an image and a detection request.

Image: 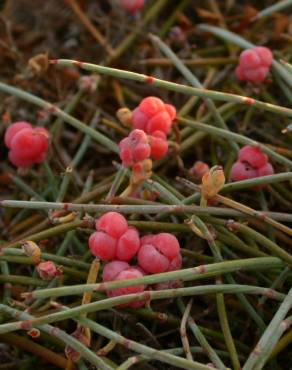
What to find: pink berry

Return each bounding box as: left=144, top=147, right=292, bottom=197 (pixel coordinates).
left=107, top=267, right=146, bottom=307
left=36, top=261, right=59, bottom=280
left=119, top=129, right=151, bottom=166
left=140, top=234, right=155, bottom=245
left=236, top=47, right=273, bottom=84
left=10, top=128, right=47, bottom=160
left=88, top=231, right=117, bottom=261
left=139, top=97, right=165, bottom=117
left=116, top=227, right=140, bottom=261
left=146, top=111, right=172, bottom=134
left=103, top=261, right=130, bottom=282
left=120, top=0, right=144, bottom=14
left=230, top=161, right=258, bottom=182
left=164, top=104, right=176, bottom=120
left=153, top=233, right=180, bottom=259
left=255, top=46, right=273, bottom=67
left=137, top=244, right=170, bottom=273
left=149, top=134, right=168, bottom=160
left=240, top=49, right=262, bottom=69
left=8, top=150, right=34, bottom=168
left=4, top=121, right=32, bottom=148
left=239, top=145, right=268, bottom=169
left=132, top=107, right=148, bottom=131
left=257, top=162, right=274, bottom=176
left=96, top=212, right=128, bottom=239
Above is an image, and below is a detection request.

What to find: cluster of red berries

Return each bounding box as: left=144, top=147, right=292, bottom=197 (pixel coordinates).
left=235, top=47, right=273, bottom=84
left=4, top=122, right=49, bottom=168
left=120, top=0, right=145, bottom=14
left=119, top=97, right=176, bottom=167
left=88, top=212, right=182, bottom=307
left=231, top=145, right=274, bottom=183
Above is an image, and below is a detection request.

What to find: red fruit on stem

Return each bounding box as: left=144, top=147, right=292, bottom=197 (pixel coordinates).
left=257, top=162, right=274, bottom=176
left=88, top=231, right=117, bottom=261
left=137, top=244, right=170, bottom=273
left=36, top=261, right=58, bottom=280
left=139, top=96, right=165, bottom=117
left=116, top=227, right=140, bottom=261
left=153, top=233, right=180, bottom=259
left=149, top=135, right=168, bottom=160
left=102, top=261, right=130, bottom=282
left=146, top=111, right=172, bottom=134
left=230, top=161, right=258, bottom=181
left=4, top=121, right=32, bottom=148
left=132, top=107, right=148, bottom=130
left=239, top=145, right=268, bottom=169
left=96, top=212, right=128, bottom=239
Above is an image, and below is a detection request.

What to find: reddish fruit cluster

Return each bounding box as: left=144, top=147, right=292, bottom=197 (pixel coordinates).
left=235, top=47, right=273, bottom=84
left=89, top=212, right=140, bottom=261
left=5, top=122, right=49, bottom=168
left=132, top=96, right=176, bottom=135
left=119, top=97, right=176, bottom=168
left=231, top=145, right=274, bottom=183
left=88, top=212, right=182, bottom=307
left=120, top=0, right=145, bottom=14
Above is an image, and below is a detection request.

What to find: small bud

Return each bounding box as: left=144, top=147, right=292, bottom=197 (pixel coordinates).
left=22, top=241, right=41, bottom=264
left=116, top=107, right=133, bottom=127
left=36, top=261, right=59, bottom=280
left=132, top=159, right=153, bottom=185
left=27, top=328, right=40, bottom=338
left=201, top=166, right=225, bottom=199
left=189, top=161, right=210, bottom=180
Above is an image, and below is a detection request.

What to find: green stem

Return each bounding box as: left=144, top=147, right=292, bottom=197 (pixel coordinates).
left=51, top=59, right=292, bottom=119
left=23, top=257, right=283, bottom=300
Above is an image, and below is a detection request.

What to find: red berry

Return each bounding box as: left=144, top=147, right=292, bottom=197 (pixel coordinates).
left=257, top=162, right=274, bottom=176
left=116, top=227, right=140, bottom=261
left=102, top=261, right=130, bottom=282
left=240, top=49, right=262, bottom=69
left=138, top=244, right=170, bottom=273
left=120, top=0, right=144, bottom=14
left=139, top=97, right=165, bottom=117
left=152, top=233, right=180, bottom=259
left=96, top=212, right=128, bottom=239
left=230, top=161, right=258, bottom=182
left=236, top=47, right=273, bottom=84
left=119, top=129, right=151, bottom=166
left=164, top=104, right=176, bottom=120
left=4, top=121, right=32, bottom=148
left=146, top=111, right=172, bottom=134
left=149, top=134, right=168, bottom=160
left=88, top=231, right=117, bottom=261
left=107, top=267, right=146, bottom=307
left=239, top=145, right=268, bottom=169
left=132, top=108, right=148, bottom=131
left=8, top=150, right=34, bottom=168
left=255, top=46, right=273, bottom=67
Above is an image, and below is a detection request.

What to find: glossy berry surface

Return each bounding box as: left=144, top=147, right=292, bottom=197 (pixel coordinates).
left=102, top=261, right=130, bottom=282
left=96, top=212, right=128, bottom=239
left=4, top=122, right=32, bottom=148
left=137, top=233, right=181, bottom=273
left=119, top=129, right=151, bottom=166
left=5, top=122, right=49, bottom=168
left=105, top=267, right=146, bottom=308
left=235, top=47, right=273, bottom=83
left=88, top=231, right=117, bottom=261
left=132, top=96, right=176, bottom=135
left=239, top=145, right=268, bottom=169
left=116, top=227, right=140, bottom=261
left=231, top=145, right=274, bottom=184
left=120, top=0, right=145, bottom=14
left=149, top=131, right=168, bottom=160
